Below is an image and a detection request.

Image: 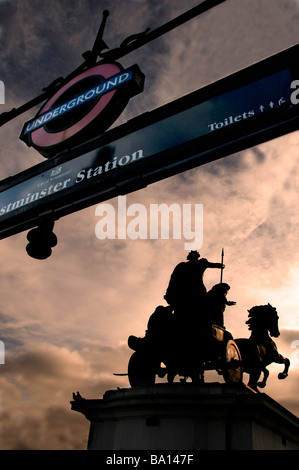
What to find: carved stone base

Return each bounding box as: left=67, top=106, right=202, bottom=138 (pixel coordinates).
left=71, top=382, right=299, bottom=450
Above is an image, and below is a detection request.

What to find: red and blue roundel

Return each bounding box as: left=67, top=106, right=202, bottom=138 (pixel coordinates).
left=20, top=62, right=144, bottom=158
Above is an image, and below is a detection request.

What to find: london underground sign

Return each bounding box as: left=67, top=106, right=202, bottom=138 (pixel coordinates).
left=0, top=44, right=298, bottom=241
left=20, top=63, right=144, bottom=158
left=21, top=67, right=137, bottom=135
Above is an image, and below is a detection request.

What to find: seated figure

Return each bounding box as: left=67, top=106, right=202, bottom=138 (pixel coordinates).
left=204, top=283, right=236, bottom=328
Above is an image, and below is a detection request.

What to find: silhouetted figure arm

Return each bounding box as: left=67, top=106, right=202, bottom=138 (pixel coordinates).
left=164, top=252, right=224, bottom=309
left=206, top=261, right=225, bottom=270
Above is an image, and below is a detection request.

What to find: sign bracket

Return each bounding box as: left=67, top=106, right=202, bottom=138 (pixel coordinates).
left=0, top=0, right=227, bottom=128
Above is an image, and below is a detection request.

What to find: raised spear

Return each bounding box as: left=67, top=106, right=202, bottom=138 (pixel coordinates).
left=220, top=248, right=224, bottom=283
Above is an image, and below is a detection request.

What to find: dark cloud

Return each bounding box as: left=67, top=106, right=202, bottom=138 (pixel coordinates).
left=0, top=406, right=88, bottom=449
left=250, top=146, right=266, bottom=163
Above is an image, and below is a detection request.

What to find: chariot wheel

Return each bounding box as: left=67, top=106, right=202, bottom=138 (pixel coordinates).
left=223, top=340, right=243, bottom=384
left=128, top=351, right=156, bottom=387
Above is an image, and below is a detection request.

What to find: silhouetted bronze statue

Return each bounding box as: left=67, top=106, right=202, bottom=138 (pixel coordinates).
left=164, top=251, right=227, bottom=367
left=164, top=251, right=225, bottom=316
left=126, top=254, right=291, bottom=390
left=235, top=304, right=290, bottom=391
left=125, top=250, right=291, bottom=390
left=127, top=252, right=243, bottom=387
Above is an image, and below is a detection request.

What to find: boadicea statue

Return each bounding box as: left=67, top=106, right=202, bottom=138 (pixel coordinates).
left=126, top=251, right=290, bottom=391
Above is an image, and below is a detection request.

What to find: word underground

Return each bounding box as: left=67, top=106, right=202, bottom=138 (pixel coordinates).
left=95, top=195, right=203, bottom=250
left=0, top=80, right=4, bottom=104
left=22, top=70, right=133, bottom=134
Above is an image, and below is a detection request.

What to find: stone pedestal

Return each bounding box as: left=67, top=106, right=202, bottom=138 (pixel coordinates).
left=71, top=383, right=299, bottom=450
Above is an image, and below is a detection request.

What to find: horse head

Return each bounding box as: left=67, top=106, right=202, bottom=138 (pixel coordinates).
left=246, top=303, right=280, bottom=337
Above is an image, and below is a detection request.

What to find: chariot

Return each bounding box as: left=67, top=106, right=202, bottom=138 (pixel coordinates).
left=127, top=305, right=243, bottom=387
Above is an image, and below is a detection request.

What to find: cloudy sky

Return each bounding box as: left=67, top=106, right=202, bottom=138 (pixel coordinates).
left=0, top=0, right=298, bottom=450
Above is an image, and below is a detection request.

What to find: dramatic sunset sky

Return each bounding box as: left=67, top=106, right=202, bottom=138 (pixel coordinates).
left=0, top=0, right=298, bottom=450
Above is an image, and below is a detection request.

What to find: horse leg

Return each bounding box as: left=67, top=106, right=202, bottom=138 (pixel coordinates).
left=257, top=367, right=269, bottom=388
left=277, top=356, right=290, bottom=380
left=248, top=368, right=262, bottom=391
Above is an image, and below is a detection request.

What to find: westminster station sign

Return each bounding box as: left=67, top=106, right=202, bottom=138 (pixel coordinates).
left=0, top=44, right=298, bottom=240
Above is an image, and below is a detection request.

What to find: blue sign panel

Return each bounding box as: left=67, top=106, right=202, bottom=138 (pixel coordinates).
left=0, top=44, right=298, bottom=239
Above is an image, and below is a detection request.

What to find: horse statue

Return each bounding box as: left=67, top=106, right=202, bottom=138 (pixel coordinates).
left=235, top=303, right=290, bottom=391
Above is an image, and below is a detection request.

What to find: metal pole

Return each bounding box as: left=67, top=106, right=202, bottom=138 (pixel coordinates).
left=101, top=0, right=227, bottom=61
left=0, top=0, right=227, bottom=127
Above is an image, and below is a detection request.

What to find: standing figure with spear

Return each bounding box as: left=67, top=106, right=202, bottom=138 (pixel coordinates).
left=163, top=249, right=227, bottom=376
left=205, top=248, right=236, bottom=327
